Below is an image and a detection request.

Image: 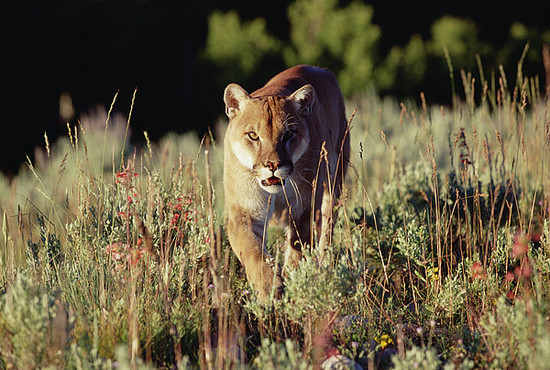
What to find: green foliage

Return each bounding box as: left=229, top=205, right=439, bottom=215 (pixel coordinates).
left=282, top=246, right=361, bottom=322
left=392, top=345, right=441, bottom=370
left=402, top=35, right=429, bottom=86
left=395, top=212, right=430, bottom=266
left=429, top=16, right=486, bottom=67
left=203, top=3, right=549, bottom=100
left=373, top=162, right=435, bottom=231
left=285, top=0, right=381, bottom=96
left=0, top=273, right=65, bottom=368
left=204, top=10, right=281, bottom=80
left=375, top=34, right=429, bottom=91
left=254, top=338, right=310, bottom=370
left=481, top=297, right=550, bottom=369
left=425, top=270, right=466, bottom=320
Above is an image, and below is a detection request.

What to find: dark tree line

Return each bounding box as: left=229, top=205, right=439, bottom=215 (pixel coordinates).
left=4, top=1, right=549, bottom=175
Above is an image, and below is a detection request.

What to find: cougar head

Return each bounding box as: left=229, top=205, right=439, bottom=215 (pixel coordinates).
left=224, top=83, right=315, bottom=194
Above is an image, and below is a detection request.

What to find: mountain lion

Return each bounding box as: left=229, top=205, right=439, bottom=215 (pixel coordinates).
left=223, top=65, right=349, bottom=301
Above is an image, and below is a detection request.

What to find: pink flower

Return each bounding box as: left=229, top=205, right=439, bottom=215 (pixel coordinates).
left=514, top=262, right=532, bottom=278
left=471, top=261, right=486, bottom=279
left=511, top=232, right=529, bottom=258
left=128, top=248, right=144, bottom=267
left=171, top=213, right=180, bottom=226
left=106, top=242, right=127, bottom=261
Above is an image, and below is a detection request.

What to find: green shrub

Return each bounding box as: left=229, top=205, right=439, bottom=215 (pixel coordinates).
left=0, top=273, right=67, bottom=368
left=204, top=10, right=281, bottom=81
left=392, top=345, right=440, bottom=370
left=429, top=16, right=487, bottom=68
left=481, top=297, right=550, bottom=369
left=254, top=338, right=310, bottom=370
left=282, top=246, right=361, bottom=322
left=285, top=0, right=380, bottom=96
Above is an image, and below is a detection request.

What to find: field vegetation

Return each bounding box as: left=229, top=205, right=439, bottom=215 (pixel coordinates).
left=1, top=55, right=550, bottom=369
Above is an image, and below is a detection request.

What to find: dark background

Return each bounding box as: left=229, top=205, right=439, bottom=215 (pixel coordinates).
left=5, top=1, right=549, bottom=176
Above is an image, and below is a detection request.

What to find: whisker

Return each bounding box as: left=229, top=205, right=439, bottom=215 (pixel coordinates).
left=282, top=114, right=299, bottom=128
left=294, top=172, right=313, bottom=187
left=289, top=177, right=303, bottom=209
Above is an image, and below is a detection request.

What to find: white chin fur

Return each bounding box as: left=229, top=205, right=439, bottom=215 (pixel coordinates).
left=257, top=178, right=284, bottom=194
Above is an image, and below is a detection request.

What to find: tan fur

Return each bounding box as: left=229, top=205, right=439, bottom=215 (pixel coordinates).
left=223, top=65, right=350, bottom=301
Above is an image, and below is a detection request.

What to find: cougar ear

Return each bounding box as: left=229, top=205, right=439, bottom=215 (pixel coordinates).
left=288, top=84, right=316, bottom=116
left=224, top=83, right=250, bottom=120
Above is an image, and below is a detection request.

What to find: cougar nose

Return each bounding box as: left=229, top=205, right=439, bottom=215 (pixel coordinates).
left=265, top=160, right=279, bottom=172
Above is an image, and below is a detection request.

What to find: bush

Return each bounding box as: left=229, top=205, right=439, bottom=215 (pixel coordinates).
left=282, top=246, right=361, bottom=322
left=0, top=273, right=67, bottom=368
left=392, top=345, right=441, bottom=370
left=285, top=0, right=381, bottom=96
left=204, top=10, right=281, bottom=81
left=429, top=16, right=487, bottom=68
left=481, top=297, right=550, bottom=369
left=254, top=338, right=309, bottom=370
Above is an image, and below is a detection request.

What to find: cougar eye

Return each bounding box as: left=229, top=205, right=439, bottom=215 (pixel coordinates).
left=247, top=131, right=259, bottom=141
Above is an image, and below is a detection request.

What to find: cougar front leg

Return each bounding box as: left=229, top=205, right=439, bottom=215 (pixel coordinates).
left=285, top=208, right=311, bottom=270
left=319, top=158, right=342, bottom=252
left=318, top=183, right=334, bottom=252
left=226, top=209, right=282, bottom=302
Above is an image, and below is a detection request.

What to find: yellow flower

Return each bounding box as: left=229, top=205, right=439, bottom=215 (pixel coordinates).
left=375, top=334, right=394, bottom=349
left=426, top=266, right=439, bottom=282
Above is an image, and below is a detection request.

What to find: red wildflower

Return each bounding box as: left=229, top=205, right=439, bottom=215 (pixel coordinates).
left=171, top=213, right=180, bottom=226
left=511, top=232, right=529, bottom=258
left=471, top=261, right=486, bottom=280
left=505, top=271, right=515, bottom=282
left=106, top=242, right=127, bottom=262
left=325, top=347, right=341, bottom=358
left=506, top=290, right=516, bottom=301
left=530, top=233, right=541, bottom=243
left=514, top=262, right=532, bottom=278
left=128, top=248, right=144, bottom=267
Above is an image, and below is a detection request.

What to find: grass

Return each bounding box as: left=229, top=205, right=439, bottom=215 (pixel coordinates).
left=0, top=63, right=549, bottom=369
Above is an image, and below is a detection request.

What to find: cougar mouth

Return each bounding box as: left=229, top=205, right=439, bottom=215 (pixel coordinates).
left=261, top=176, right=282, bottom=186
